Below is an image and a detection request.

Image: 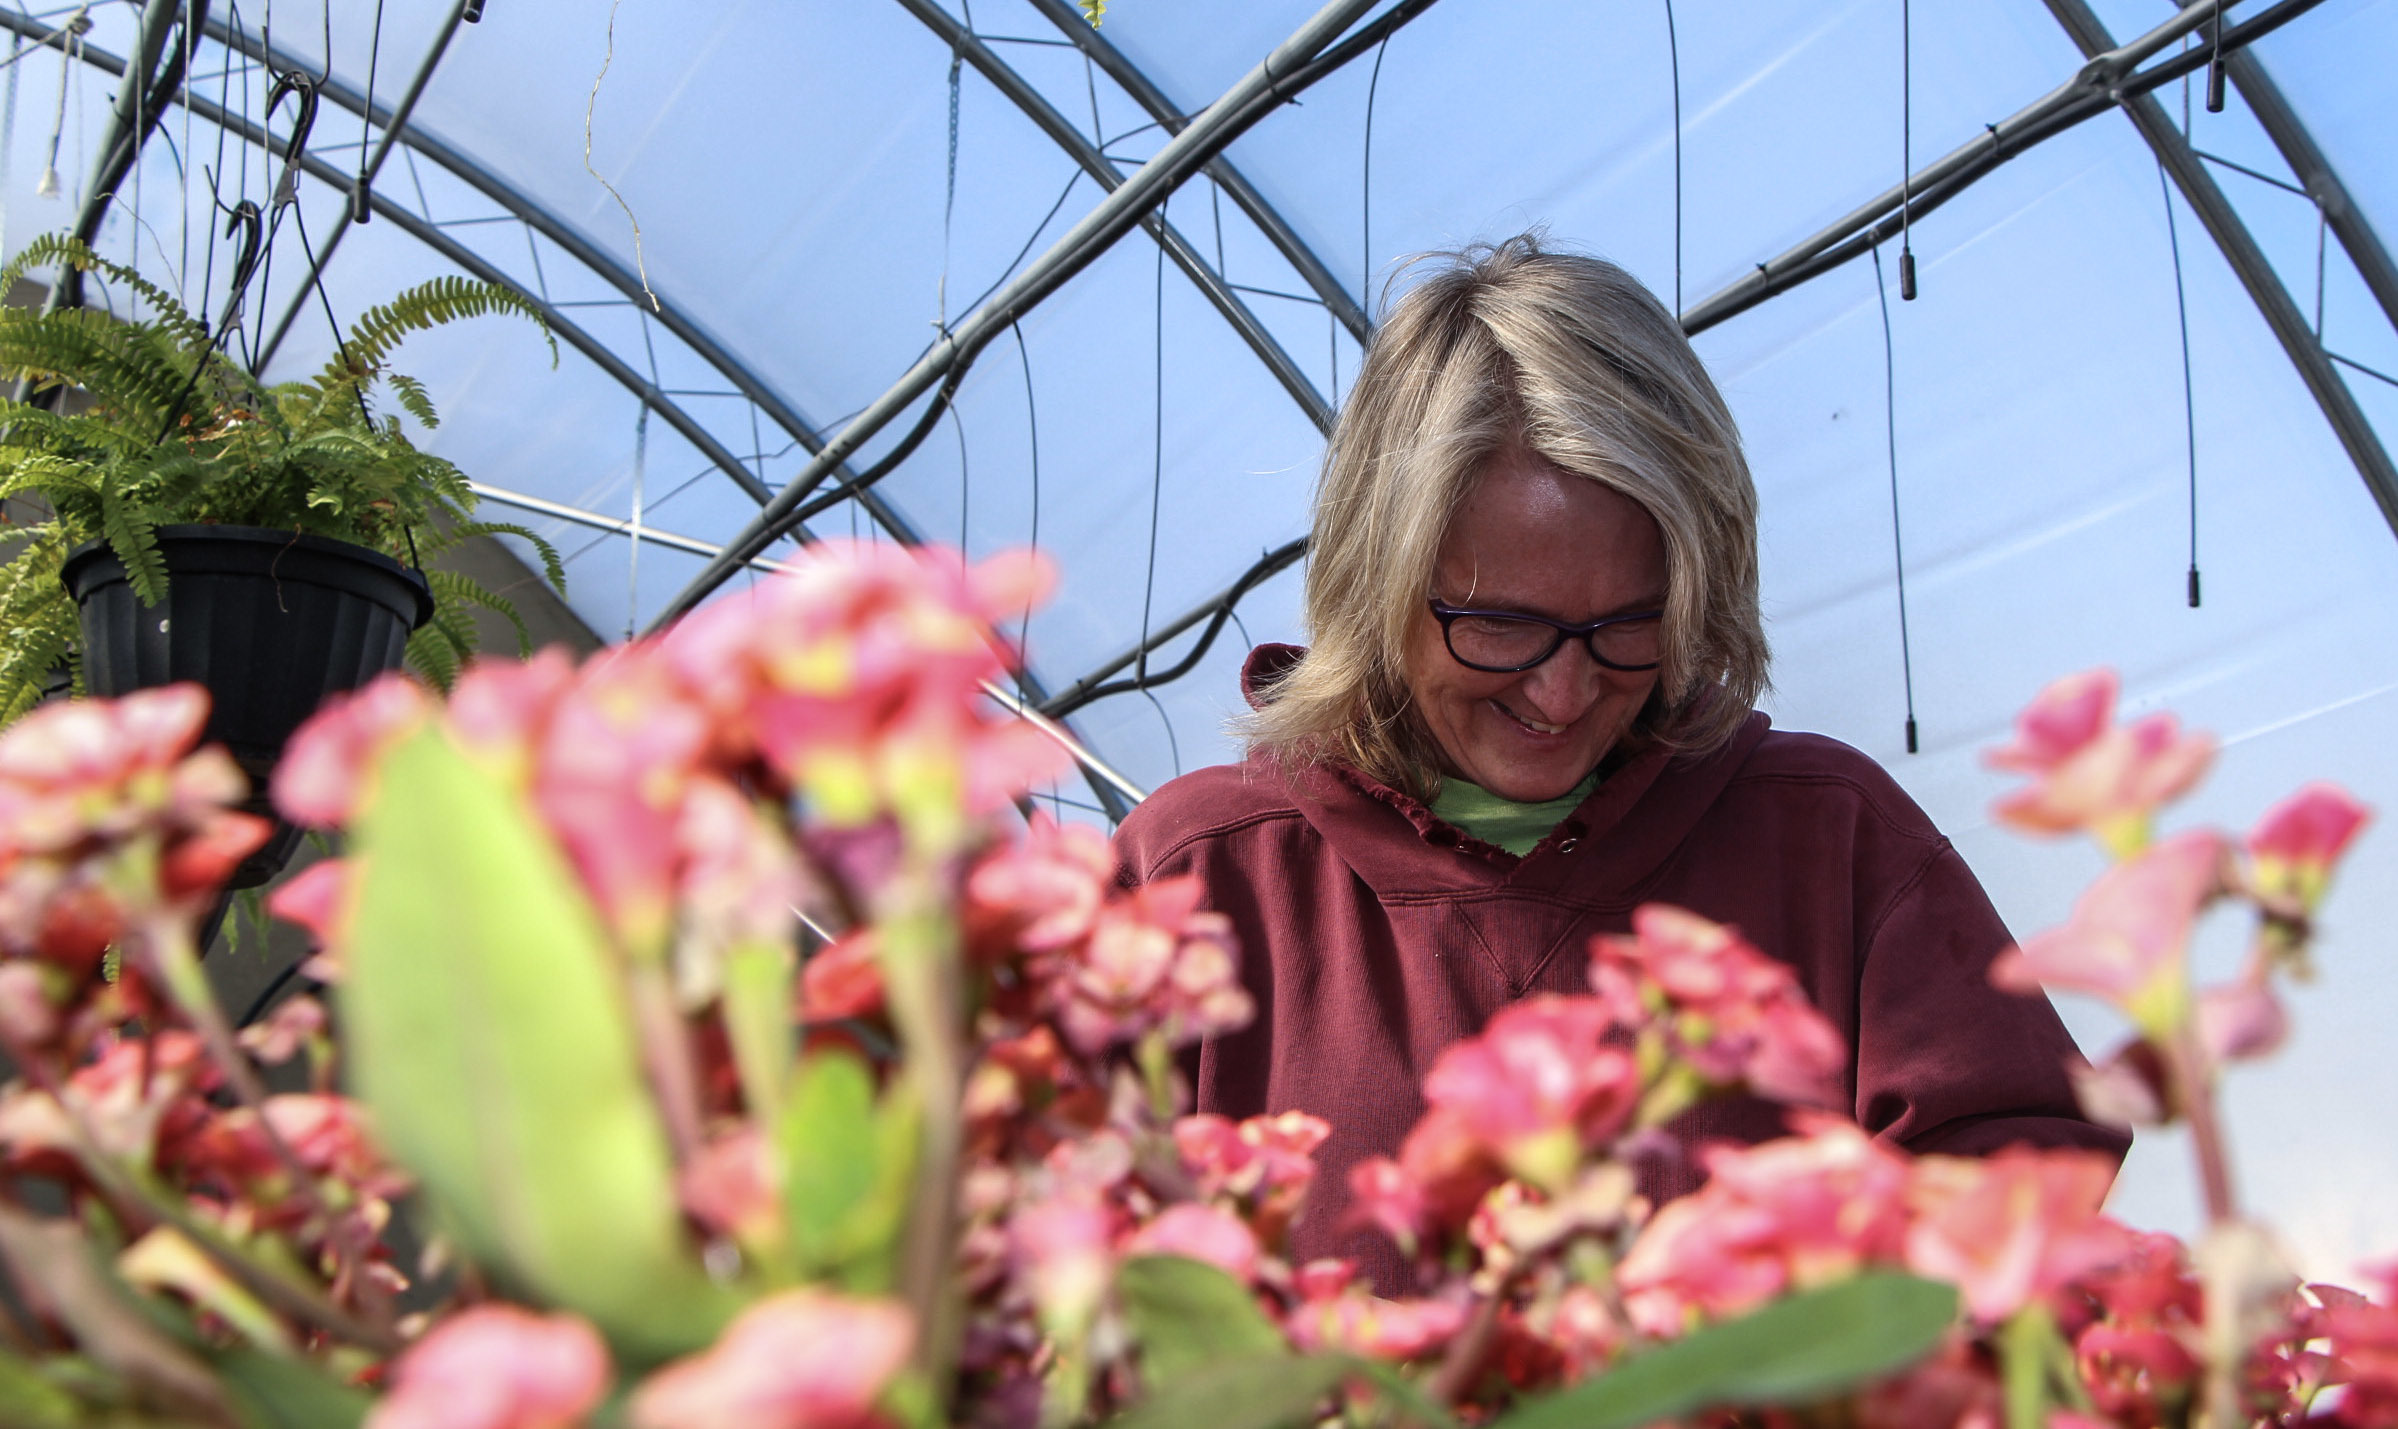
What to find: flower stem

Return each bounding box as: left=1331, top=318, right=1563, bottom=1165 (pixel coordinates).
left=136, top=909, right=389, bottom=1324
left=0, top=1022, right=401, bottom=1354
left=1425, top=1288, right=1503, bottom=1406
left=875, top=865, right=966, bottom=1389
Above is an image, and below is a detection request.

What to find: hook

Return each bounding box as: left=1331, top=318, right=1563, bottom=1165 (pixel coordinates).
left=216, top=198, right=261, bottom=334
left=263, top=70, right=318, bottom=209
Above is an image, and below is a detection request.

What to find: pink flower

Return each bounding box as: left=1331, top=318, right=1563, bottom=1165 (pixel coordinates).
left=1588, top=904, right=1847, bottom=1107
left=446, top=648, right=578, bottom=776
left=1422, top=995, right=1639, bottom=1190
left=679, top=1126, right=779, bottom=1244
left=262, top=1094, right=407, bottom=1200
left=366, top=1305, right=611, bottom=1429
left=1046, top=876, right=1252, bottom=1055
left=2319, top=1276, right=2398, bottom=1428
left=2247, top=782, right=2370, bottom=914
left=1007, top=1197, right=1116, bottom=1338
left=2070, top=1039, right=2172, bottom=1130
left=0, top=686, right=269, bottom=954
left=799, top=930, right=884, bottom=1022
left=237, top=993, right=328, bottom=1064
left=1988, top=668, right=2215, bottom=851
left=1344, top=1155, right=1433, bottom=1252
left=273, top=674, right=431, bottom=827
left=531, top=647, right=714, bottom=953
left=1903, top=1148, right=2131, bottom=1324
left=661, top=542, right=1063, bottom=824
left=1617, top=1116, right=1912, bottom=1336
left=1173, top=1111, right=1328, bottom=1246
left=1284, top=1259, right=1467, bottom=1361
left=2197, top=976, right=2289, bottom=1064
left=1122, top=1203, right=1262, bottom=1284
left=1994, top=829, right=2224, bottom=1035
left=267, top=858, right=352, bottom=948
left=966, top=814, right=1113, bottom=952
left=629, top=1291, right=912, bottom=1429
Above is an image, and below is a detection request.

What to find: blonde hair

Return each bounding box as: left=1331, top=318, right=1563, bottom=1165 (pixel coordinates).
left=1244, top=233, right=1768, bottom=797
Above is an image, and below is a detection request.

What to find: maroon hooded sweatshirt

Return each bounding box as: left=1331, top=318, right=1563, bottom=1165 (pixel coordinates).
left=1113, top=646, right=2127, bottom=1285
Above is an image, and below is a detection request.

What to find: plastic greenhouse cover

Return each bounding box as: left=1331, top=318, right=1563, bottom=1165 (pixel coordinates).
left=2, top=0, right=2393, bottom=1282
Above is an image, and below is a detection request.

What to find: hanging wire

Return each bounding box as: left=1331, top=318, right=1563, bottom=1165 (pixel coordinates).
left=356, top=0, right=384, bottom=222
left=1870, top=245, right=1919, bottom=753
left=1898, top=0, right=1916, bottom=301
left=1, top=29, right=21, bottom=256
left=1664, top=0, right=1680, bottom=314
left=938, top=30, right=962, bottom=328
left=1137, top=234, right=1182, bottom=778
left=1011, top=320, right=1040, bottom=690
left=1360, top=33, right=1388, bottom=317
left=2157, top=161, right=2201, bottom=608
left=949, top=404, right=970, bottom=552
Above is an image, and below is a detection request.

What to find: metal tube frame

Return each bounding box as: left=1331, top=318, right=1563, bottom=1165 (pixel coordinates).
left=2044, top=0, right=2398, bottom=535
left=1679, top=0, right=2326, bottom=334
left=899, top=0, right=1331, bottom=432
left=1022, top=0, right=1371, bottom=343
left=2219, top=47, right=2398, bottom=335
left=251, top=0, right=474, bottom=369
left=649, top=0, right=1437, bottom=630
left=20, top=8, right=1143, bottom=819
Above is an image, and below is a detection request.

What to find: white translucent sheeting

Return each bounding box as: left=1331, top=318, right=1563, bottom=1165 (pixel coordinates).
left=1, top=0, right=2394, bottom=1282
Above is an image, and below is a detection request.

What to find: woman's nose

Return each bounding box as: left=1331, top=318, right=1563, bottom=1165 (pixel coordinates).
left=1515, top=640, right=1607, bottom=717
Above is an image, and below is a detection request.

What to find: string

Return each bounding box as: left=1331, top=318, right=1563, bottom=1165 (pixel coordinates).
left=949, top=403, right=969, bottom=553
left=1664, top=0, right=1680, bottom=315
left=1011, top=320, right=1039, bottom=692
left=1361, top=33, right=1388, bottom=316
left=938, top=31, right=961, bottom=329
left=2158, top=161, right=2201, bottom=608
left=1871, top=246, right=1918, bottom=753
left=1138, top=233, right=1180, bottom=777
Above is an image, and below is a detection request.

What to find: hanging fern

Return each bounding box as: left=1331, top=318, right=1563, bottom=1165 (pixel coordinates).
left=0, top=229, right=570, bottom=719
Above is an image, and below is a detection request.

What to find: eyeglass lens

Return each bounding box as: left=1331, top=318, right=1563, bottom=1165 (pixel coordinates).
left=1444, top=611, right=1661, bottom=672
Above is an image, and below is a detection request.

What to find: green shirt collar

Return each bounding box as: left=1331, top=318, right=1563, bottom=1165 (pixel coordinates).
left=1428, top=770, right=1601, bottom=856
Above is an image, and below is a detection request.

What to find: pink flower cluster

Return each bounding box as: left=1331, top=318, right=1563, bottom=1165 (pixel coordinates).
left=1350, top=908, right=1846, bottom=1251
left=1988, top=668, right=2214, bottom=853
left=368, top=1292, right=912, bottom=1429
left=0, top=688, right=267, bottom=1033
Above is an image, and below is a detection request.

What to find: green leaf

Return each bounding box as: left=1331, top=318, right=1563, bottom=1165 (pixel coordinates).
left=0, top=1349, right=80, bottom=1429
left=779, top=1048, right=914, bottom=1289
left=1495, top=1273, right=1960, bottom=1429
left=213, top=1347, right=371, bottom=1429
left=345, top=724, right=732, bottom=1362
left=1104, top=1353, right=1350, bottom=1429
left=1116, top=1254, right=1290, bottom=1393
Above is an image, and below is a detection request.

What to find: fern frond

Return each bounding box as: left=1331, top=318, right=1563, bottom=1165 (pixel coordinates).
left=404, top=603, right=476, bottom=691
left=441, top=519, right=570, bottom=595
left=386, top=372, right=439, bottom=430
left=427, top=568, right=533, bottom=657
left=327, top=277, right=556, bottom=390
left=99, top=476, right=167, bottom=606
left=0, top=534, right=76, bottom=727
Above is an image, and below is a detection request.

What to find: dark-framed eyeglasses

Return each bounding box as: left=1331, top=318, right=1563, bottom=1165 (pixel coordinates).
left=1426, top=597, right=1665, bottom=674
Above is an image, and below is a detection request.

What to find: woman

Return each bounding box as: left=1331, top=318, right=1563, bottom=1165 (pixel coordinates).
left=1112, top=235, right=2125, bottom=1277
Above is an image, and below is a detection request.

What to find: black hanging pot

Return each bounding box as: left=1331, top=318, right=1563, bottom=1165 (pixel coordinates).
left=62, top=524, right=434, bottom=888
